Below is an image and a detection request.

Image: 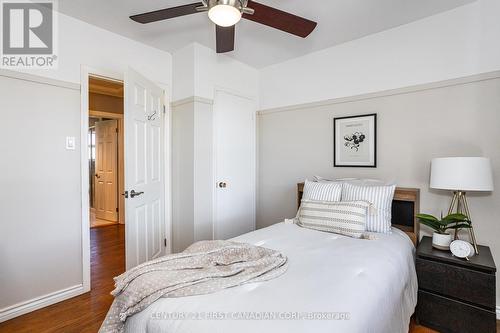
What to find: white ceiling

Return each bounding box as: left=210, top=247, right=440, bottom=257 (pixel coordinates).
left=58, top=0, right=475, bottom=69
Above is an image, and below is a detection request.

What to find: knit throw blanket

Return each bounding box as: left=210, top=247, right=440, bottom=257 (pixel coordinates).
left=99, top=240, right=288, bottom=333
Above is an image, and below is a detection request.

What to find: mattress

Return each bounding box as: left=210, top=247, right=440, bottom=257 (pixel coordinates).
left=125, top=222, right=417, bottom=333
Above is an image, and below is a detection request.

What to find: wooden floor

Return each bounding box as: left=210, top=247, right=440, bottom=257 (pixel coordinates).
left=0, top=225, right=497, bottom=332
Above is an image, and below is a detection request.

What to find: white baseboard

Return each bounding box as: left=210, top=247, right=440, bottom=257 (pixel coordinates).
left=0, top=284, right=84, bottom=323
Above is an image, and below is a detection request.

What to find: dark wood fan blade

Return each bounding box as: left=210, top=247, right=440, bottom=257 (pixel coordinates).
left=243, top=1, right=317, bottom=38
left=130, top=2, right=203, bottom=24
left=216, top=25, right=235, bottom=53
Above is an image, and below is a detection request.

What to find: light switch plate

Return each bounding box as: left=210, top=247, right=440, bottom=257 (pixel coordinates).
left=66, top=136, right=76, bottom=150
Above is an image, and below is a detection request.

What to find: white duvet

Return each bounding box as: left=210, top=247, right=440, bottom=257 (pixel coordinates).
left=125, top=222, right=417, bottom=333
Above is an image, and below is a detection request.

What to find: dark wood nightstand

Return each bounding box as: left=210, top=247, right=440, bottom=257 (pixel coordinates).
left=416, top=236, right=497, bottom=333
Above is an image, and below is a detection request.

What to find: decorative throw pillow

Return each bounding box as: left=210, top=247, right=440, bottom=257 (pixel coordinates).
left=296, top=199, right=370, bottom=238
left=341, top=183, right=396, bottom=233
left=302, top=179, right=342, bottom=202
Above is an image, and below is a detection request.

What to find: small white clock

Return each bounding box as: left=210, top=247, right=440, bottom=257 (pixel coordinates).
left=450, top=240, right=476, bottom=260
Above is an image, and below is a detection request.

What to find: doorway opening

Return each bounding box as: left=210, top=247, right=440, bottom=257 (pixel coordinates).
left=86, top=75, right=127, bottom=294
left=88, top=77, right=125, bottom=228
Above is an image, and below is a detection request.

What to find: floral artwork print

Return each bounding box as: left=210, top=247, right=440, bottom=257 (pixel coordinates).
left=334, top=113, right=376, bottom=167
left=344, top=132, right=366, bottom=151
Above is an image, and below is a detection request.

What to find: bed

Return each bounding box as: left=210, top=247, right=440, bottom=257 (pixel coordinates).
left=124, top=184, right=420, bottom=333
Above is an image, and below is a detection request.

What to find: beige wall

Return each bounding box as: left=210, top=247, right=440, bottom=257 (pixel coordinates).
left=258, top=74, right=500, bottom=305
left=0, top=74, right=82, bottom=310
left=171, top=98, right=214, bottom=252
left=172, top=100, right=195, bottom=252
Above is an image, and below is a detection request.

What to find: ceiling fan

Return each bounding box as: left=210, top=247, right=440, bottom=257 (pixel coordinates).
left=130, top=0, right=317, bottom=53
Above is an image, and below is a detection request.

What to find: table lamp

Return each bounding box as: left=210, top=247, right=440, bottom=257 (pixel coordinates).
left=430, top=157, right=494, bottom=255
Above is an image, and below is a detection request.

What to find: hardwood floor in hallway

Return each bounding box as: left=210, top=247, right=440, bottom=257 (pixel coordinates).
left=0, top=224, right=497, bottom=332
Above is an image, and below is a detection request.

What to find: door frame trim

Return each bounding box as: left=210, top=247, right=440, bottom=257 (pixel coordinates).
left=161, top=85, right=173, bottom=255
left=89, top=110, right=123, bottom=118
left=80, top=66, right=124, bottom=292
left=80, top=66, right=172, bottom=292
left=212, top=87, right=257, bottom=240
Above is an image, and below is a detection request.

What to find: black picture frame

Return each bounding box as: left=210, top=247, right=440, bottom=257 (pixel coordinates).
left=333, top=113, right=377, bottom=168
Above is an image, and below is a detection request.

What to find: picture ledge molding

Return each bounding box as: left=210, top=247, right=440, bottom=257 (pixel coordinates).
left=0, top=68, right=80, bottom=91
left=258, top=70, right=500, bottom=116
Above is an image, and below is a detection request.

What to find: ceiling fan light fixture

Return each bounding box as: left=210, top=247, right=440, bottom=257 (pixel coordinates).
left=130, top=0, right=317, bottom=54
left=208, top=0, right=242, bottom=27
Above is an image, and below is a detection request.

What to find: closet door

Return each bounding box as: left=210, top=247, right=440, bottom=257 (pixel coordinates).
left=213, top=90, right=256, bottom=240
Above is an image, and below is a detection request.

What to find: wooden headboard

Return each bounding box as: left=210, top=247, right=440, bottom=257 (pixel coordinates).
left=297, top=183, right=420, bottom=245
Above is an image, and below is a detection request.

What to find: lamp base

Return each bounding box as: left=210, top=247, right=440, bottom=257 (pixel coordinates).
left=448, top=191, right=479, bottom=255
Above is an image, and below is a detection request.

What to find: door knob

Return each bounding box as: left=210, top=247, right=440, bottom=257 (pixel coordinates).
left=218, top=182, right=227, bottom=188
left=95, top=174, right=101, bottom=179
left=130, top=190, right=144, bottom=198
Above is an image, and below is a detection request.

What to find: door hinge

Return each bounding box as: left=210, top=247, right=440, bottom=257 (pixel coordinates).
left=116, top=127, right=118, bottom=133
left=163, top=105, right=166, bottom=114
left=164, top=238, right=167, bottom=247
left=116, top=207, right=119, bottom=213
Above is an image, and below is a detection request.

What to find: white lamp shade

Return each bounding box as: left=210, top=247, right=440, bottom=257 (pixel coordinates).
left=430, top=157, right=494, bottom=191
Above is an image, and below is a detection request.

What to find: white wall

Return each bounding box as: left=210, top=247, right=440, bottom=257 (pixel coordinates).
left=194, top=43, right=259, bottom=103
left=259, top=0, right=500, bottom=110
left=14, top=11, right=172, bottom=89
left=172, top=43, right=259, bottom=103
left=258, top=74, right=500, bottom=314
left=172, top=44, right=196, bottom=102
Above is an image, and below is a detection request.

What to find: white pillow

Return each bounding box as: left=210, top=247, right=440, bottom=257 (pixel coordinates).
left=302, top=179, right=342, bottom=202
left=297, top=199, right=369, bottom=238
left=341, top=183, right=396, bottom=233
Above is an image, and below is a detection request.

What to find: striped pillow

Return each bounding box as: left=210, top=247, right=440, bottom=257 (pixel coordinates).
left=342, top=183, right=396, bottom=233
left=302, top=179, right=342, bottom=202
left=297, top=199, right=369, bottom=238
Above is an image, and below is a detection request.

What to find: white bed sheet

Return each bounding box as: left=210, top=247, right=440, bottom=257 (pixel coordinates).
left=125, top=222, right=417, bottom=333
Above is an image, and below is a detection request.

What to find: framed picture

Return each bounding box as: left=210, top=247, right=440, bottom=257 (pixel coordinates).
left=333, top=113, right=377, bottom=167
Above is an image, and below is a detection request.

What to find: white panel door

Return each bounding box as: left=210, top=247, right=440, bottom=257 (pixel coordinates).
left=124, top=68, right=165, bottom=269
left=214, top=90, right=256, bottom=240
left=94, top=119, right=118, bottom=221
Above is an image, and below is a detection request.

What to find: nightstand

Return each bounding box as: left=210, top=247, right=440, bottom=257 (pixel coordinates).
left=416, top=236, right=497, bottom=333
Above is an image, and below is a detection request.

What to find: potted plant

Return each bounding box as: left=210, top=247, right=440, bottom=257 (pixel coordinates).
left=416, top=213, right=472, bottom=250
